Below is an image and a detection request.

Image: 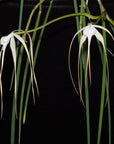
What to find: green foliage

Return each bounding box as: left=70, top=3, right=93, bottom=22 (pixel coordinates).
left=0, top=0, right=113, bottom=144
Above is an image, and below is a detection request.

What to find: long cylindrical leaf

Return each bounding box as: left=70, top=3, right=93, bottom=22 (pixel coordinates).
left=81, top=1, right=90, bottom=144
left=83, top=41, right=90, bottom=144
left=97, top=20, right=107, bottom=144
left=11, top=0, right=24, bottom=144
left=107, top=96, right=111, bottom=144
left=23, top=0, right=53, bottom=124
left=18, top=4, right=42, bottom=144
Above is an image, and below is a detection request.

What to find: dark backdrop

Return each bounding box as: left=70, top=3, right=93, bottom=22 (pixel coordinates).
left=0, top=0, right=113, bottom=144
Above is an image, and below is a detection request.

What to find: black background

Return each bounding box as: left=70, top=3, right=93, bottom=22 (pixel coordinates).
left=0, top=0, right=113, bottom=144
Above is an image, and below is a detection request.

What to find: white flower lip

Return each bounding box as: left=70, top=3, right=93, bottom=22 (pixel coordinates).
left=83, top=25, right=96, bottom=37
left=0, top=34, right=11, bottom=47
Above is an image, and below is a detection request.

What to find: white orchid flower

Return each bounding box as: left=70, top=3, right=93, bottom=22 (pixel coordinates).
left=68, top=23, right=114, bottom=107
left=0, top=31, right=38, bottom=118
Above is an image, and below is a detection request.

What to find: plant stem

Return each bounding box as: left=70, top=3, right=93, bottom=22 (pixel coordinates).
left=11, top=0, right=24, bottom=144
left=85, top=76, right=90, bottom=144
left=81, top=1, right=90, bottom=144
left=97, top=35, right=111, bottom=144
left=73, top=1, right=90, bottom=143
left=23, top=0, right=53, bottom=123
left=15, top=12, right=101, bottom=35
left=16, top=0, right=45, bottom=100
left=11, top=98, right=16, bottom=144
left=73, top=0, right=80, bottom=41
left=107, top=96, right=111, bottom=144
left=97, top=20, right=107, bottom=144
left=73, top=1, right=84, bottom=95
left=18, top=3, right=42, bottom=144
left=83, top=45, right=90, bottom=144
left=18, top=0, right=24, bottom=30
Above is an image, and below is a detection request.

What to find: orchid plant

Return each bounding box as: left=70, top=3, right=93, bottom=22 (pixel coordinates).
left=0, top=0, right=113, bottom=144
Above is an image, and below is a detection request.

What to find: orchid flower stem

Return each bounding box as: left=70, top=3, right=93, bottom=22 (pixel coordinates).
left=97, top=20, right=107, bottom=144
left=11, top=0, right=24, bottom=144
left=15, top=11, right=114, bottom=36
left=81, top=1, right=90, bottom=144
left=26, top=13, right=99, bottom=33
left=15, top=13, right=101, bottom=35
left=95, top=11, right=106, bottom=25
left=23, top=0, right=53, bottom=123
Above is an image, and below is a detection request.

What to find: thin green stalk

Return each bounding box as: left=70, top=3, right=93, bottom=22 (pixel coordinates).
left=18, top=3, right=42, bottom=144
left=73, top=1, right=90, bottom=143
left=11, top=98, right=16, bottom=144
left=11, top=0, right=44, bottom=124
left=107, top=95, right=111, bottom=144
left=73, top=0, right=80, bottom=41
left=97, top=38, right=111, bottom=144
left=107, top=16, right=114, bottom=25
left=15, top=13, right=101, bottom=35
left=85, top=3, right=90, bottom=14
left=10, top=0, right=44, bottom=89
left=83, top=45, right=90, bottom=144
left=16, top=0, right=45, bottom=100
left=85, top=72, right=90, bottom=144
left=11, top=0, right=24, bottom=144
left=23, top=0, right=53, bottom=123
left=97, top=20, right=107, bottom=144
left=80, top=0, right=85, bottom=29
left=83, top=29, right=90, bottom=144
left=11, top=1, right=44, bottom=144
left=32, top=9, right=42, bottom=45
left=23, top=0, right=45, bottom=33
left=80, top=0, right=86, bottom=100
left=27, top=13, right=100, bottom=33
left=73, top=0, right=83, bottom=94
left=81, top=1, right=90, bottom=144
left=109, top=23, right=114, bottom=32
left=18, top=0, right=24, bottom=30
left=11, top=2, right=44, bottom=133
